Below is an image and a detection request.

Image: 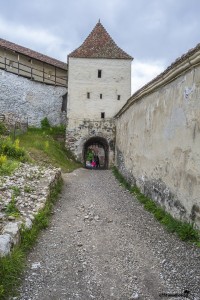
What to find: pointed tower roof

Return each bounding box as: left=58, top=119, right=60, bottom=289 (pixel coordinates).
left=68, top=21, right=133, bottom=60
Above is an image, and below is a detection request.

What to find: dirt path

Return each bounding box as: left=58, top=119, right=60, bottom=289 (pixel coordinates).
left=17, top=169, right=200, bottom=300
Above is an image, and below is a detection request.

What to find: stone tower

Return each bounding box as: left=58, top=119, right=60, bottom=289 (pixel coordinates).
left=66, top=21, right=133, bottom=168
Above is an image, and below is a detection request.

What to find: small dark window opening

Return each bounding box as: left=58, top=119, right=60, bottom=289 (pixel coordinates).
left=98, top=70, right=102, bottom=78
left=117, top=95, right=121, bottom=100
left=87, top=92, right=90, bottom=99
left=61, top=93, right=68, bottom=112
left=100, top=93, right=102, bottom=99
left=101, top=112, right=105, bottom=119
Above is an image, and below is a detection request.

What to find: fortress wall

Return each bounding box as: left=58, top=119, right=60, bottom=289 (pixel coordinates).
left=0, top=70, right=67, bottom=126
left=115, top=47, right=200, bottom=228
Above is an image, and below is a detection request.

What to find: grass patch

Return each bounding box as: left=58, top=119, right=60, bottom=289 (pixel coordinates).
left=18, top=127, right=82, bottom=172
left=112, top=166, right=131, bottom=190
left=0, top=177, right=63, bottom=300
left=0, top=138, right=26, bottom=161
left=11, top=186, right=21, bottom=197
left=0, top=159, right=20, bottom=176
left=0, top=247, right=25, bottom=299
left=0, top=123, right=7, bottom=135
left=5, top=195, right=20, bottom=217
left=24, top=185, right=33, bottom=193
left=112, top=166, right=200, bottom=245
left=0, top=137, right=27, bottom=176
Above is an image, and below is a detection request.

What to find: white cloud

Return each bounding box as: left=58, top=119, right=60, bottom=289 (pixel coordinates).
left=0, top=17, right=69, bottom=61
left=0, top=17, right=57, bottom=44
left=131, top=59, right=165, bottom=94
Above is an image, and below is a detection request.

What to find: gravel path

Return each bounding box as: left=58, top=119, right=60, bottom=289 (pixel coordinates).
left=17, top=168, right=200, bottom=300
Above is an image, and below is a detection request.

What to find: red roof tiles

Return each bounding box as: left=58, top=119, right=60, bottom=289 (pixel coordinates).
left=68, top=21, right=133, bottom=60
left=0, top=38, right=67, bottom=70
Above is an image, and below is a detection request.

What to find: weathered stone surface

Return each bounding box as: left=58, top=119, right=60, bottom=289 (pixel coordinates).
left=0, top=163, right=61, bottom=256
left=0, top=212, right=6, bottom=220
left=2, top=222, right=21, bottom=245
left=24, top=218, right=32, bottom=229
left=0, top=234, right=12, bottom=257
left=0, top=71, right=67, bottom=127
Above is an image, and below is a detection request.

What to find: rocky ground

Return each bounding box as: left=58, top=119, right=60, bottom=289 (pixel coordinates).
left=15, top=168, right=200, bottom=300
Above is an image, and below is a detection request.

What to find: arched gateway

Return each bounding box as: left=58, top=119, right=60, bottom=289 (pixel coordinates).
left=83, top=136, right=109, bottom=169
left=65, top=119, right=116, bottom=168
left=65, top=21, right=132, bottom=167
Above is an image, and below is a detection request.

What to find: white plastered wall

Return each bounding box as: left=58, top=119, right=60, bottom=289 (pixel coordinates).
left=67, top=57, right=131, bottom=129
left=115, top=64, right=200, bottom=228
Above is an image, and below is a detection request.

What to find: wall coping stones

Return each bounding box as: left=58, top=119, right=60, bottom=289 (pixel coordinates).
left=0, top=163, right=61, bottom=257
left=116, top=43, right=200, bottom=117
left=2, top=222, right=20, bottom=245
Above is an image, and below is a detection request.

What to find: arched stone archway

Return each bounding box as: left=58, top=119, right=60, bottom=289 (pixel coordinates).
left=83, top=136, right=109, bottom=169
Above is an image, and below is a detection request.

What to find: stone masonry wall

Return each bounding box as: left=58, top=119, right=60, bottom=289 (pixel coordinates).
left=115, top=52, right=200, bottom=229
left=0, top=70, right=67, bottom=127
left=66, top=119, right=115, bottom=166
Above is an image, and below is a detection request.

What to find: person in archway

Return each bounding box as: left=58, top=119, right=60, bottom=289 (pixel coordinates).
left=95, top=155, right=100, bottom=168
left=91, top=159, right=96, bottom=168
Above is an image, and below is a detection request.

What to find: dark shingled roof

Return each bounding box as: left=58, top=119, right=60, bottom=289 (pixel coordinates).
left=68, top=21, right=133, bottom=60
left=0, top=38, right=68, bottom=70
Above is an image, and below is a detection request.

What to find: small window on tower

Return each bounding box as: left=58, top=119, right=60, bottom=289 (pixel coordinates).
left=101, top=112, right=105, bottom=119
left=87, top=92, right=90, bottom=99
left=100, top=93, right=102, bottom=99
left=98, top=70, right=102, bottom=78
left=117, top=95, right=121, bottom=100
left=61, top=93, right=68, bottom=112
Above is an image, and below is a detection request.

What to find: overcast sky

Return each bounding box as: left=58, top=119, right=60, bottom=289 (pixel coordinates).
left=0, top=0, right=200, bottom=93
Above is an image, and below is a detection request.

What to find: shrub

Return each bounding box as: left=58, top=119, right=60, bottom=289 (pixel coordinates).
left=0, top=122, right=7, bottom=135
left=41, top=117, right=50, bottom=130
left=0, top=160, right=19, bottom=176
left=0, top=137, right=26, bottom=161
left=0, top=155, right=7, bottom=166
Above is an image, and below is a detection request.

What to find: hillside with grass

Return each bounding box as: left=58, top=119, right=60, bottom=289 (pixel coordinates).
left=19, top=127, right=82, bottom=172
left=0, top=118, right=81, bottom=176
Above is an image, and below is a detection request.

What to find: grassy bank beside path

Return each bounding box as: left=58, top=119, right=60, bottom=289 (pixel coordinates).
left=0, top=123, right=81, bottom=299
left=112, top=167, right=200, bottom=246
left=18, top=127, right=82, bottom=172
